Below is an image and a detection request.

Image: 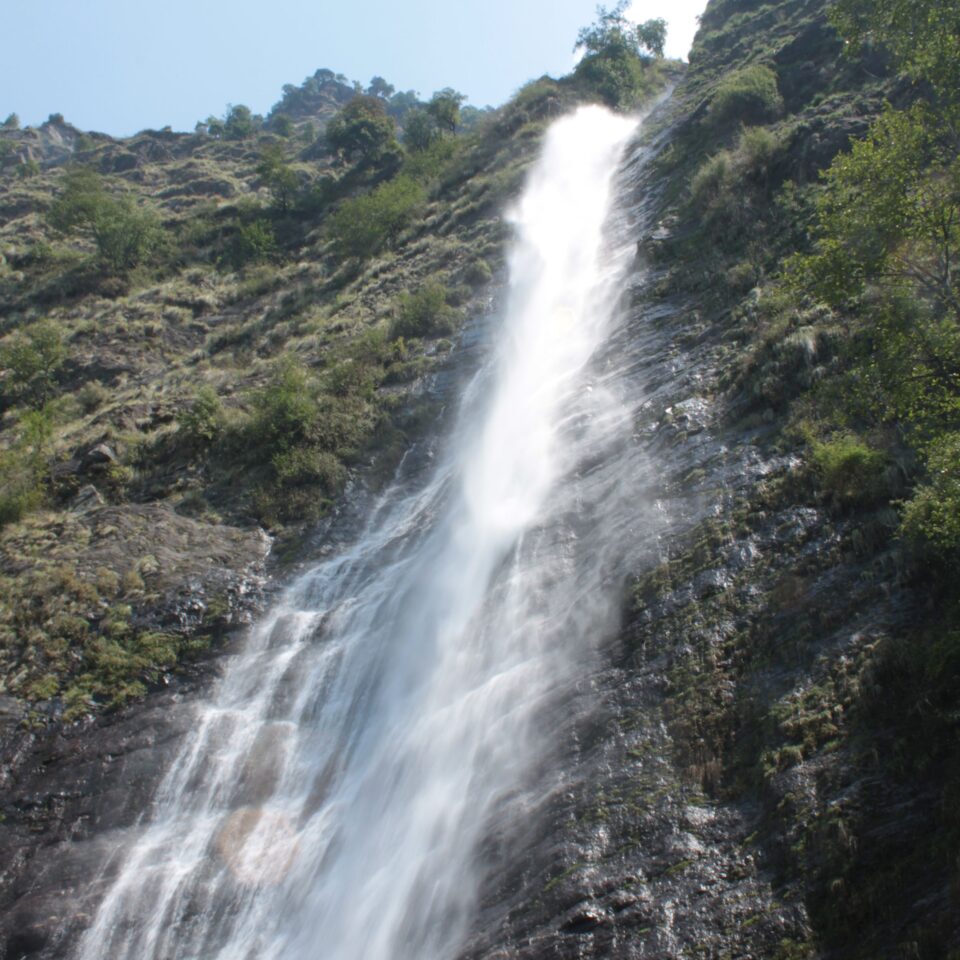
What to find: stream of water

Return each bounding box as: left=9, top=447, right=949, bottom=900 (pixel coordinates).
left=76, top=103, right=653, bottom=960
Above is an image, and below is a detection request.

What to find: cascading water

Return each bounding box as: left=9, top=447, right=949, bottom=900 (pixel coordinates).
left=76, top=103, right=658, bottom=960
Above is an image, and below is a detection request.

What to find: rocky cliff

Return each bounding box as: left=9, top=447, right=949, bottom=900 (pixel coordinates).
left=1, top=0, right=958, bottom=957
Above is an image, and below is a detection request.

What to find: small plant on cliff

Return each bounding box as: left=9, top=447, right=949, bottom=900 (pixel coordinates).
left=0, top=320, right=67, bottom=409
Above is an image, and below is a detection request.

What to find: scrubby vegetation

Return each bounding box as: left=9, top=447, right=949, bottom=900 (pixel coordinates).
left=0, top=9, right=673, bottom=722
left=637, top=0, right=960, bottom=953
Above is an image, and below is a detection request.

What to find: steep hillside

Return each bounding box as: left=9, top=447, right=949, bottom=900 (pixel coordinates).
left=2, top=0, right=958, bottom=956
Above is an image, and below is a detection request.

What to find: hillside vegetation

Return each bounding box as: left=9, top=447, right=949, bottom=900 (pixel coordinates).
left=629, top=0, right=960, bottom=954
left=0, top=9, right=671, bottom=721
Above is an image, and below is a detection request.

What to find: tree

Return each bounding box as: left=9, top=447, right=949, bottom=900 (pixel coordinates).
left=367, top=76, right=396, bottom=99
left=387, top=89, right=421, bottom=119
left=637, top=18, right=667, bottom=58
left=0, top=320, right=67, bottom=409
left=2, top=113, right=19, bottom=130
left=403, top=109, right=440, bottom=152
left=831, top=0, right=960, bottom=104
left=327, top=175, right=425, bottom=259
left=48, top=167, right=164, bottom=273
left=224, top=104, right=258, bottom=139
left=572, top=2, right=660, bottom=107
left=257, top=144, right=299, bottom=212
left=427, top=89, right=466, bottom=134
left=271, top=113, right=295, bottom=137
left=325, top=95, right=401, bottom=170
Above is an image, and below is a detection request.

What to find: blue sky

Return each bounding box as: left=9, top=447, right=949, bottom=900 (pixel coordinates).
left=1, top=0, right=706, bottom=137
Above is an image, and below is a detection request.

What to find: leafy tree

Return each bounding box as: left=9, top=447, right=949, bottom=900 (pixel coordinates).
left=367, top=76, right=396, bottom=99
left=325, top=95, right=402, bottom=170
left=387, top=89, right=422, bottom=119
left=427, top=88, right=466, bottom=133
left=47, top=168, right=164, bottom=273
left=327, top=175, right=425, bottom=259
left=831, top=0, right=960, bottom=103
left=224, top=104, right=258, bottom=140
left=271, top=113, right=295, bottom=137
left=256, top=144, right=299, bottom=212
left=0, top=320, right=67, bottom=409
left=390, top=283, right=455, bottom=339
left=636, top=18, right=667, bottom=58
left=2, top=112, right=19, bottom=129
left=203, top=115, right=225, bottom=138
left=403, top=109, right=440, bottom=152
left=572, top=2, right=659, bottom=107
left=227, top=218, right=277, bottom=269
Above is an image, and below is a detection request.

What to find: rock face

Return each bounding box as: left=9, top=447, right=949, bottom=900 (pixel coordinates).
left=0, top=688, right=204, bottom=959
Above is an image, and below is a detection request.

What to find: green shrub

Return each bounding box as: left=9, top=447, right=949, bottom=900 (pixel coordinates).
left=708, top=64, right=783, bottom=129
left=48, top=168, right=165, bottom=273
left=272, top=446, right=344, bottom=492
left=464, top=258, right=493, bottom=286
left=390, top=283, right=456, bottom=339
left=327, top=175, right=425, bottom=259
left=0, top=320, right=67, bottom=408
left=227, top=219, right=277, bottom=269
left=251, top=357, right=318, bottom=455
left=177, top=385, right=225, bottom=447
left=810, top=433, right=888, bottom=509
left=901, top=432, right=960, bottom=555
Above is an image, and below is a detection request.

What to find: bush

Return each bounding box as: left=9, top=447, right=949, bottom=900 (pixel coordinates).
left=327, top=175, right=425, bottom=259
left=901, top=432, right=960, bottom=556
left=48, top=168, right=164, bottom=273
left=810, top=433, right=888, bottom=509
left=177, top=386, right=225, bottom=447
left=708, top=64, right=783, bottom=129
left=464, top=258, right=493, bottom=286
left=0, top=320, right=67, bottom=408
left=227, top=219, right=277, bottom=269
left=251, top=357, right=318, bottom=455
left=390, top=283, right=456, bottom=339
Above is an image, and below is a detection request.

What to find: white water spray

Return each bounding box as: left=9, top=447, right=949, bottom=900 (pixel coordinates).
left=76, top=104, right=646, bottom=960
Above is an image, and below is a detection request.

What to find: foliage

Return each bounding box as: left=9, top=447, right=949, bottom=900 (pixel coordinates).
left=901, top=432, right=960, bottom=555
left=367, top=76, right=396, bottom=100
left=390, top=283, right=456, bottom=339
left=271, top=113, right=295, bottom=137
left=256, top=144, right=299, bottom=212
left=427, top=88, right=467, bottom=134
left=47, top=167, right=164, bottom=273
left=404, top=109, right=441, bottom=152
left=0, top=407, right=52, bottom=525
left=574, top=2, right=664, bottom=59
left=708, top=64, right=784, bottom=128
left=688, top=126, right=784, bottom=246
left=2, top=112, right=19, bottom=129
left=251, top=357, right=319, bottom=455
left=327, top=175, right=425, bottom=259
left=809, top=433, right=888, bottom=509
left=224, top=103, right=259, bottom=140
left=227, top=218, right=277, bottom=269
left=325, top=95, right=402, bottom=171
left=792, top=105, right=958, bottom=316
left=572, top=2, right=663, bottom=108
left=831, top=0, right=960, bottom=103
left=636, top=18, right=667, bottom=58
left=0, top=320, right=67, bottom=408
left=177, top=386, right=225, bottom=447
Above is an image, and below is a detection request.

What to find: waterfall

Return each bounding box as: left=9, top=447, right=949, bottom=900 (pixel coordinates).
left=76, top=103, right=653, bottom=960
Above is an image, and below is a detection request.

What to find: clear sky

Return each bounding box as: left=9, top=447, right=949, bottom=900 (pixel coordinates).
left=1, top=0, right=706, bottom=137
